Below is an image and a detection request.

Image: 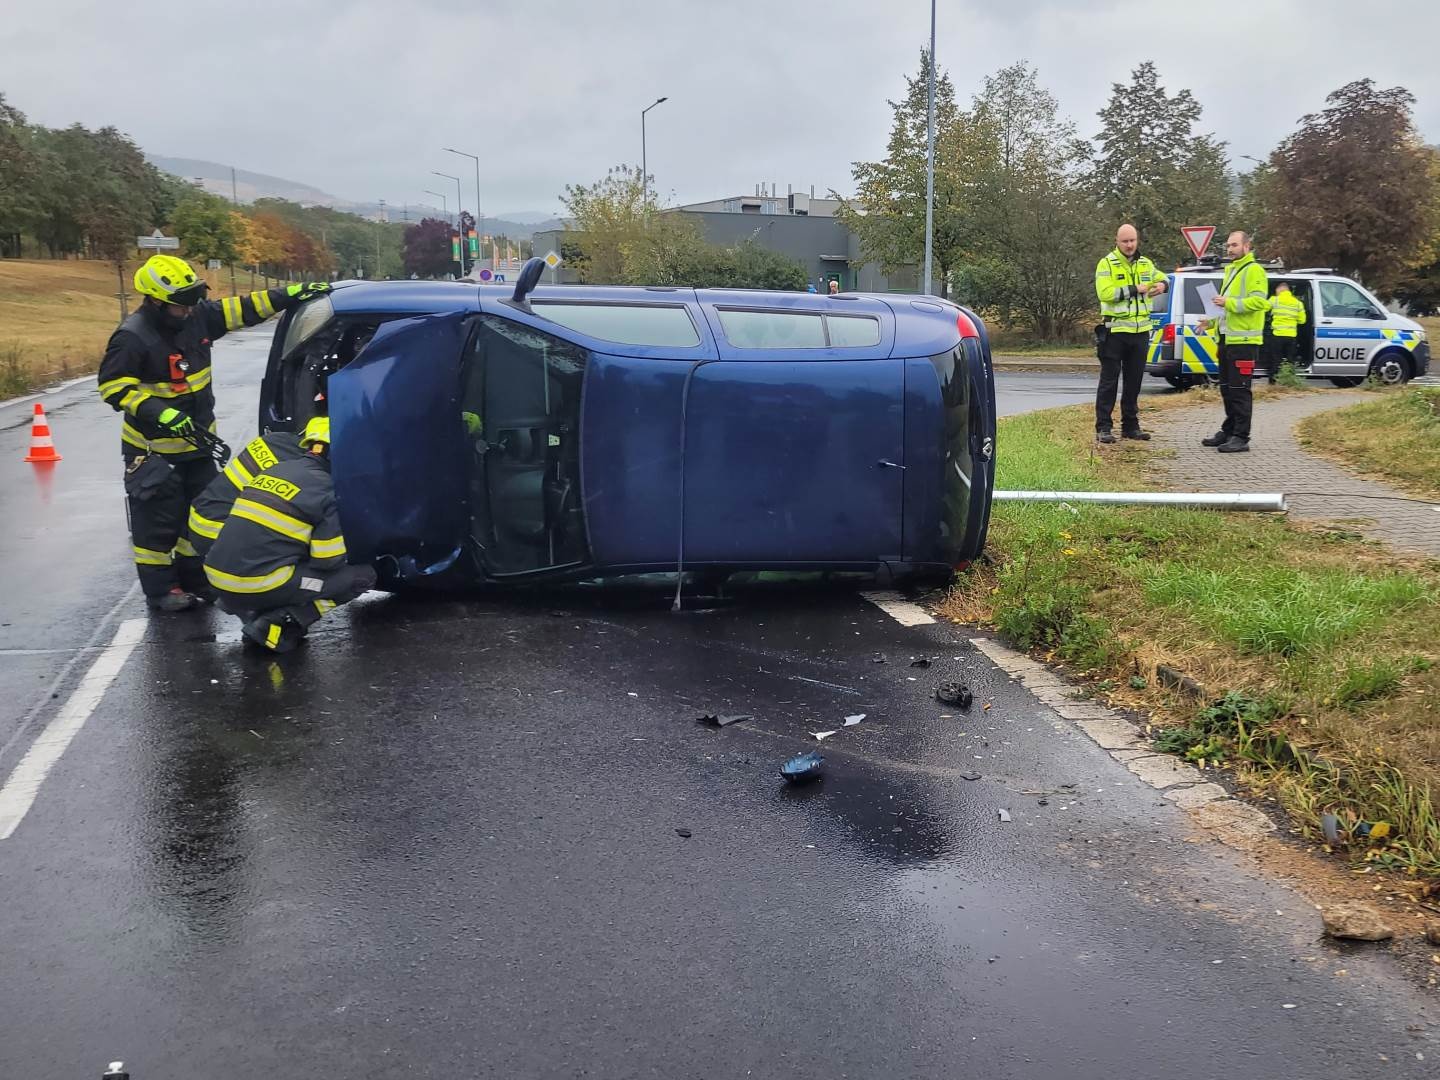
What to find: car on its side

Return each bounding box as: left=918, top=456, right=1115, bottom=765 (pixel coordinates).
left=1146, top=265, right=1429, bottom=389
left=257, top=262, right=997, bottom=590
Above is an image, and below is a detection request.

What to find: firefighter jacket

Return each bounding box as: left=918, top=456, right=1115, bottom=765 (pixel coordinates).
left=1270, top=290, right=1306, bottom=338
left=1218, top=253, right=1270, bottom=346
left=188, top=432, right=309, bottom=559
left=97, top=287, right=300, bottom=461
left=204, top=452, right=347, bottom=597
left=1096, top=249, right=1164, bottom=334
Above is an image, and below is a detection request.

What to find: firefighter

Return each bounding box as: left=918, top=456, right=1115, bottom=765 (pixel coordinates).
left=203, top=417, right=376, bottom=654
left=1094, top=224, right=1167, bottom=443
left=1266, top=281, right=1306, bottom=384
left=1200, top=231, right=1270, bottom=452
left=187, top=430, right=310, bottom=561
left=97, top=255, right=330, bottom=611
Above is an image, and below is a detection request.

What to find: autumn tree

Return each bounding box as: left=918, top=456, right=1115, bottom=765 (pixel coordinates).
left=403, top=217, right=456, bottom=278
left=1259, top=79, right=1438, bottom=293
left=1092, top=61, right=1230, bottom=268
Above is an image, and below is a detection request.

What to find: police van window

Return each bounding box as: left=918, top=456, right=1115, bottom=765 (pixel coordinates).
left=1318, top=280, right=1378, bottom=318
left=826, top=315, right=882, bottom=347
left=718, top=309, right=826, bottom=349
left=530, top=302, right=701, bottom=348
left=1182, top=279, right=1211, bottom=316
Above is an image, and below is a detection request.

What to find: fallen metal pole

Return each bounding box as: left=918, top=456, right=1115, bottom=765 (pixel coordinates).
left=994, top=490, right=1287, bottom=512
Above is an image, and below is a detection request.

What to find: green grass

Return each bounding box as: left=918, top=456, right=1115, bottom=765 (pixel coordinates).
left=945, top=397, right=1440, bottom=876
left=1297, top=386, right=1440, bottom=501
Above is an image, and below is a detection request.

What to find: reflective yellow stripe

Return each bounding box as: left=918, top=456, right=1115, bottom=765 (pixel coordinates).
left=314, top=599, right=337, bottom=615
left=266, top=623, right=283, bottom=648
left=222, top=296, right=244, bottom=330
left=121, top=420, right=194, bottom=455
left=252, top=290, right=274, bottom=318
left=309, top=534, right=347, bottom=559
left=173, top=536, right=197, bottom=558
left=133, top=545, right=172, bottom=566
left=231, top=498, right=313, bottom=543
left=188, top=505, right=224, bottom=539
left=223, top=458, right=255, bottom=490
left=119, top=389, right=152, bottom=412
left=99, top=376, right=141, bottom=398
left=204, top=562, right=296, bottom=593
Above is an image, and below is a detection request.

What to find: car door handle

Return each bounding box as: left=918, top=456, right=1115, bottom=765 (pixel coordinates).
left=876, top=459, right=906, bottom=470
left=1320, top=319, right=1334, bottom=324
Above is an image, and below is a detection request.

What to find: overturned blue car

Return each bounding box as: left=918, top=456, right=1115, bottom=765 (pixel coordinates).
left=257, top=260, right=996, bottom=589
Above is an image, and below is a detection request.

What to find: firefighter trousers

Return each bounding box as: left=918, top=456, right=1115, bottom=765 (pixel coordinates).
left=124, top=455, right=219, bottom=599
left=215, top=563, right=377, bottom=629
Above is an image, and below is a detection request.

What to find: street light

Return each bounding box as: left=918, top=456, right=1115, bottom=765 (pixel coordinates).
left=443, top=147, right=483, bottom=266
left=923, top=0, right=936, bottom=296
left=432, top=170, right=465, bottom=274
left=423, top=189, right=448, bottom=222
left=641, top=96, right=668, bottom=208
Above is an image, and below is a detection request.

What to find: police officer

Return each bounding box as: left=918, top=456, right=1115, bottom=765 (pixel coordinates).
left=1094, top=224, right=1166, bottom=443
left=204, top=417, right=376, bottom=654
left=1200, top=231, right=1270, bottom=453
left=97, top=255, right=330, bottom=612
left=187, top=430, right=310, bottom=561
left=1266, top=281, right=1306, bottom=383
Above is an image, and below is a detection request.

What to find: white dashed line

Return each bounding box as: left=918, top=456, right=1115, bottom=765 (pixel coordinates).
left=0, top=618, right=147, bottom=840
left=861, top=591, right=936, bottom=627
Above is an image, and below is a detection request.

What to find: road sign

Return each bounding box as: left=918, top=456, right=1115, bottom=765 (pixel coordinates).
left=543, top=250, right=562, bottom=269
left=137, top=229, right=180, bottom=251
left=478, top=268, right=493, bottom=281
left=1181, top=226, right=1215, bottom=261
left=206, top=259, right=221, bottom=270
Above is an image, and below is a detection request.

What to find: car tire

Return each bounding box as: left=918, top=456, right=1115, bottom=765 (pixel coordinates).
left=1163, top=375, right=1191, bottom=390
left=1329, top=377, right=1365, bottom=388
left=1369, top=350, right=1413, bottom=386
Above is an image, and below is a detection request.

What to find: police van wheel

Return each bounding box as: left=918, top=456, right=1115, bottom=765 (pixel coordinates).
left=1369, top=351, right=1413, bottom=386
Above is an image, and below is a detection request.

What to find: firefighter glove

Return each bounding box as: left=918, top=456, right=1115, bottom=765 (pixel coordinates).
left=157, top=407, right=196, bottom=436
left=462, top=411, right=483, bottom=437
left=287, top=281, right=333, bottom=301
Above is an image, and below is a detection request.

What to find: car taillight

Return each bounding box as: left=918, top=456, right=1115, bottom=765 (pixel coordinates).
left=956, top=312, right=979, bottom=339
left=1161, top=323, right=1175, bottom=345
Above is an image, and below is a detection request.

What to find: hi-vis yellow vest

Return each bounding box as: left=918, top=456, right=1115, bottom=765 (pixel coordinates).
left=1270, top=290, right=1306, bottom=337
left=1096, top=250, right=1162, bottom=334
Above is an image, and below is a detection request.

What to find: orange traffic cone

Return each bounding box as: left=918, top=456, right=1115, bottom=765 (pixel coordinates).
left=23, top=402, right=62, bottom=463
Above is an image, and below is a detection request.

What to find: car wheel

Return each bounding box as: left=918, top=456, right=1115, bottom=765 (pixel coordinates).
left=1369, top=350, right=1413, bottom=386
left=1329, top=377, right=1365, bottom=388
left=1163, top=375, right=1191, bottom=390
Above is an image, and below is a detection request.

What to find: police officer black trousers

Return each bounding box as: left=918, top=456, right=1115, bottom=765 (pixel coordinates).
left=1218, top=344, right=1255, bottom=442
left=1096, top=330, right=1147, bottom=433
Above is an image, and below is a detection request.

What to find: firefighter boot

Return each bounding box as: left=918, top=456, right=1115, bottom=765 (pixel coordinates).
left=146, top=587, right=199, bottom=613
left=241, top=614, right=306, bottom=655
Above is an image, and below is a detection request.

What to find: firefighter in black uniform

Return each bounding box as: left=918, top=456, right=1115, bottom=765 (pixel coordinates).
left=204, top=417, right=376, bottom=653
left=187, top=431, right=309, bottom=561
left=97, top=254, right=330, bottom=612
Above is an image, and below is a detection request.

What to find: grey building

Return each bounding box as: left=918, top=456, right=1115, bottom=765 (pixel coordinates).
left=532, top=182, right=918, bottom=292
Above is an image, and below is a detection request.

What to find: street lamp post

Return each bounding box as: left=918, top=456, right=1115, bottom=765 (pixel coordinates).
left=423, top=190, right=448, bottom=223
left=641, top=96, right=668, bottom=208
left=443, top=147, right=483, bottom=268
left=923, top=0, right=936, bottom=296
left=432, top=170, right=465, bottom=275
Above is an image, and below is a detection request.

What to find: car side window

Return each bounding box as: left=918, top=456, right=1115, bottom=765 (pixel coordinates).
left=530, top=302, right=701, bottom=348
left=718, top=309, right=826, bottom=349
left=826, top=315, right=882, bottom=347
left=1319, top=280, right=1375, bottom=318
left=1182, top=279, right=1212, bottom=316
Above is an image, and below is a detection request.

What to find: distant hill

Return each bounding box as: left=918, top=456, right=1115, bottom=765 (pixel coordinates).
left=146, top=154, right=561, bottom=239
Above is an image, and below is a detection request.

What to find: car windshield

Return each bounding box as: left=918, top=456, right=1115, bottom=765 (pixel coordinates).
left=459, top=316, right=588, bottom=576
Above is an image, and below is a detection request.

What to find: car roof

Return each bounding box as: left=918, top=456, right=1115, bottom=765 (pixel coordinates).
left=326, top=280, right=967, bottom=354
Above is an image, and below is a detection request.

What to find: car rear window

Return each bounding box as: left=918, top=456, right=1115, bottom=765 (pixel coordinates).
left=717, top=309, right=881, bottom=349
left=530, top=302, right=700, bottom=347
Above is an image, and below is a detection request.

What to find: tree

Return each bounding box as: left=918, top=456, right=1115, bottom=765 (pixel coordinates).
left=839, top=50, right=974, bottom=297
left=958, top=63, right=1103, bottom=340
left=0, top=93, right=41, bottom=256
left=1092, top=61, right=1231, bottom=268
left=560, top=165, right=654, bottom=283
left=1259, top=79, right=1438, bottom=292
left=403, top=217, right=456, bottom=278
left=170, top=192, right=238, bottom=265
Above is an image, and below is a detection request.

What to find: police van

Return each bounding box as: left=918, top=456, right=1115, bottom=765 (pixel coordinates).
left=1146, top=263, right=1430, bottom=388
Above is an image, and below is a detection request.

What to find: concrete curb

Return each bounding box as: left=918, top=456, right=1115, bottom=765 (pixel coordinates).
left=970, top=636, right=1277, bottom=841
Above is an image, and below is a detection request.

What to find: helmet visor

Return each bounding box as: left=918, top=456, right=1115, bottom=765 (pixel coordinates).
left=168, top=281, right=209, bottom=307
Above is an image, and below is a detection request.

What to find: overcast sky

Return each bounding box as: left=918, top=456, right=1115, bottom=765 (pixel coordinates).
left=4, top=0, right=1437, bottom=218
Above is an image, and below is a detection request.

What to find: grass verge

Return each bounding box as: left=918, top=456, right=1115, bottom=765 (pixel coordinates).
left=1296, top=386, right=1440, bottom=502
left=942, top=396, right=1440, bottom=879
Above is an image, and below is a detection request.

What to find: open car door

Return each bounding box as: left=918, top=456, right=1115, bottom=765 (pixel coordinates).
left=328, top=312, right=471, bottom=566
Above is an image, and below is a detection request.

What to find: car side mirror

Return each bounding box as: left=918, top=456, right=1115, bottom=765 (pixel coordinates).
left=1364, top=307, right=1385, bottom=319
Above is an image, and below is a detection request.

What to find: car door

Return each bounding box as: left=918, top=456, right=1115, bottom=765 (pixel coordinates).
left=687, top=297, right=905, bottom=565
left=327, top=311, right=471, bottom=565
left=1312, top=278, right=1385, bottom=377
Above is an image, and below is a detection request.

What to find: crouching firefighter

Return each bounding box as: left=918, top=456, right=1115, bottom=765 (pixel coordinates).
left=97, top=254, right=331, bottom=612
left=187, top=430, right=309, bottom=561
left=203, top=417, right=376, bottom=653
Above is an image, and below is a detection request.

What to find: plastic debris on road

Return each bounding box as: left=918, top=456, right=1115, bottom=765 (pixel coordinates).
left=843, top=714, right=866, bottom=726
left=936, top=682, right=974, bottom=709
left=1320, top=813, right=1341, bottom=843
left=675, top=828, right=693, bottom=838
left=698, top=713, right=752, bottom=728
left=910, top=656, right=935, bottom=668
left=997, top=808, right=1012, bottom=822
left=781, top=751, right=825, bottom=783
left=811, top=730, right=837, bottom=741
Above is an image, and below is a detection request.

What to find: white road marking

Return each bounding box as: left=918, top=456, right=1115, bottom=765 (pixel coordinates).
left=861, top=590, right=936, bottom=627
left=0, top=618, right=147, bottom=840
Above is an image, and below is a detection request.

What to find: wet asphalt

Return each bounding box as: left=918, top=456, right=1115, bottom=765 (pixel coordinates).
left=0, top=330, right=1434, bottom=1078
